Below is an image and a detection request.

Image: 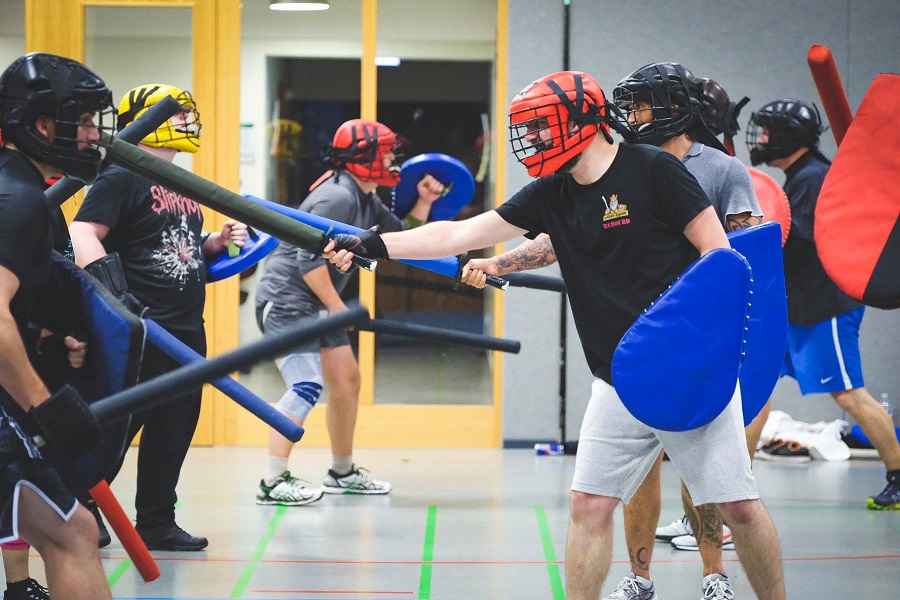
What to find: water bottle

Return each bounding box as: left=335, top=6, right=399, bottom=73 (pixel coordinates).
left=880, top=393, right=893, bottom=418
left=535, top=443, right=564, bottom=456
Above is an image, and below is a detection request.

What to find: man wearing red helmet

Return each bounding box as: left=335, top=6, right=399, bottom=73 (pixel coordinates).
left=253, top=119, right=444, bottom=505
left=325, top=72, right=785, bottom=600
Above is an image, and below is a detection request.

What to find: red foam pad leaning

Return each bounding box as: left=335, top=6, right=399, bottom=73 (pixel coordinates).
left=816, top=74, right=900, bottom=308
left=748, top=167, right=791, bottom=245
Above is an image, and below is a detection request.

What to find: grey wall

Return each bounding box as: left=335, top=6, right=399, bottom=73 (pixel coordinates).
left=502, top=0, right=900, bottom=444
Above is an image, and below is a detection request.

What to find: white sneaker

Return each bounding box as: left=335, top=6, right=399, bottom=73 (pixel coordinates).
left=323, top=465, right=392, bottom=495
left=702, top=573, right=735, bottom=599
left=256, top=471, right=324, bottom=506
left=655, top=514, right=692, bottom=541
left=671, top=525, right=734, bottom=551
left=604, top=572, right=658, bottom=600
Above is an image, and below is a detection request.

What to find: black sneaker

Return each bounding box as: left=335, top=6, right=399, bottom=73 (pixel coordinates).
left=866, top=472, right=900, bottom=510
left=137, top=522, right=208, bottom=551
left=755, top=438, right=811, bottom=463
left=3, top=578, right=49, bottom=600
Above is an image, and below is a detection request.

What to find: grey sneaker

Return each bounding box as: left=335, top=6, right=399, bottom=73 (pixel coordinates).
left=323, top=465, right=392, bottom=495
left=702, top=574, right=735, bottom=600
left=604, top=573, right=658, bottom=600
left=256, top=471, right=324, bottom=506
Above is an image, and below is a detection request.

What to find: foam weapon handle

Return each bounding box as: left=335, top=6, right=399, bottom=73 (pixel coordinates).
left=503, top=272, right=567, bottom=294
left=90, top=307, right=369, bottom=424
left=89, top=481, right=160, bottom=582
left=244, top=195, right=507, bottom=290
left=363, top=318, right=520, bottom=354
left=808, top=44, right=853, bottom=146
left=101, top=135, right=375, bottom=272
left=144, top=318, right=304, bottom=442
left=45, top=96, right=182, bottom=208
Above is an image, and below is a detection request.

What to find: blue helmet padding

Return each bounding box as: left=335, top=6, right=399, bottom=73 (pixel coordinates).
left=391, top=153, right=475, bottom=220
left=612, top=248, right=751, bottom=432
left=727, top=222, right=788, bottom=425
left=28, top=253, right=144, bottom=494
left=206, top=231, right=278, bottom=282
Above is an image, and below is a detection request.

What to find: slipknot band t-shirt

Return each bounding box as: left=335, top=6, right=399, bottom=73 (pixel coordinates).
left=75, top=164, right=206, bottom=330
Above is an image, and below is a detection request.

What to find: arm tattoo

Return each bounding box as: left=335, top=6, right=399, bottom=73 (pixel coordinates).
left=494, top=235, right=557, bottom=274
left=725, top=212, right=764, bottom=231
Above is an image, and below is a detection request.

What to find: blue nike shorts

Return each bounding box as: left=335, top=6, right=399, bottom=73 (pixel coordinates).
left=781, top=307, right=865, bottom=395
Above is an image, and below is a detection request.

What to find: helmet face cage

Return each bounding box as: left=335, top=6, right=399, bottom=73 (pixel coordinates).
left=0, top=52, right=116, bottom=183
left=612, top=63, right=700, bottom=146
left=118, top=85, right=201, bottom=153
left=507, top=71, right=607, bottom=178
left=330, top=120, right=401, bottom=187
left=746, top=99, right=824, bottom=166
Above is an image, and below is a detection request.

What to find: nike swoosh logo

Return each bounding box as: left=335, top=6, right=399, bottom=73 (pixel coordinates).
left=820, top=376, right=834, bottom=384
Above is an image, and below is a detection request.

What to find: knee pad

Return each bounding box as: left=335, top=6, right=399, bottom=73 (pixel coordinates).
left=275, top=352, right=324, bottom=420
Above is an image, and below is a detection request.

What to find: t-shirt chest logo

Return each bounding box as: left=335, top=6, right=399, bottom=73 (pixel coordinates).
left=602, top=194, right=631, bottom=229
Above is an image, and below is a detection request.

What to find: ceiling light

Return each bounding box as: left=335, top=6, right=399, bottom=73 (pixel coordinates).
left=269, top=0, right=329, bottom=11
left=375, top=56, right=401, bottom=67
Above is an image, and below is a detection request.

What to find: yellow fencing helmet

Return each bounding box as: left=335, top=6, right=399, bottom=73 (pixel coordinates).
left=117, top=84, right=201, bottom=153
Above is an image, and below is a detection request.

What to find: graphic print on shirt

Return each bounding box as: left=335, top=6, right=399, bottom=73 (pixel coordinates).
left=602, top=194, right=631, bottom=229
left=149, top=184, right=203, bottom=290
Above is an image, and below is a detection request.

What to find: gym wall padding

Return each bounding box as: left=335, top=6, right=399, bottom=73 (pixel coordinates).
left=816, top=74, right=900, bottom=309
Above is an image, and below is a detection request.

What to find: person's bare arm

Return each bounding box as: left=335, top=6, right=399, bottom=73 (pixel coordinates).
left=0, top=266, right=51, bottom=411
left=683, top=206, right=730, bottom=255
left=69, top=221, right=110, bottom=267
left=302, top=263, right=346, bottom=313
left=725, top=211, right=764, bottom=232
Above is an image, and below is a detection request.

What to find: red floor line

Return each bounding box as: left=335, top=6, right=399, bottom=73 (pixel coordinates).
left=101, top=554, right=900, bottom=565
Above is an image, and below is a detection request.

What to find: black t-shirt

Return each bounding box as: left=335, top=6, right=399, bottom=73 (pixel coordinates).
left=74, top=164, right=206, bottom=330
left=782, top=152, right=861, bottom=325
left=0, top=148, right=53, bottom=326
left=495, top=143, right=711, bottom=383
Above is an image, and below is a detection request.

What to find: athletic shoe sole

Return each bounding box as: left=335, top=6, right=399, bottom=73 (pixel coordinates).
left=670, top=534, right=735, bottom=551
left=866, top=497, right=899, bottom=510
left=256, top=490, right=324, bottom=506
left=322, top=484, right=393, bottom=495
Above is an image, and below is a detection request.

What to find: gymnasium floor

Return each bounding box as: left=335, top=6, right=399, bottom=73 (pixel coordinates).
left=34, top=448, right=899, bottom=599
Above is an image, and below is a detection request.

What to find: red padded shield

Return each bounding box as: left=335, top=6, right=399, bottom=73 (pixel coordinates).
left=748, top=167, right=791, bottom=245
left=816, top=74, right=900, bottom=308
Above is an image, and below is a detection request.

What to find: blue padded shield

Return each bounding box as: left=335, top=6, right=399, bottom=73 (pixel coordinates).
left=727, top=222, right=788, bottom=425
left=28, top=253, right=144, bottom=495
left=391, top=153, right=475, bottom=220
left=206, top=231, right=278, bottom=282
left=612, top=248, right=751, bottom=431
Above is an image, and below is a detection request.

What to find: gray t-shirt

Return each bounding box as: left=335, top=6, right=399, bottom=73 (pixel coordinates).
left=682, top=142, right=761, bottom=225
left=255, top=171, right=408, bottom=312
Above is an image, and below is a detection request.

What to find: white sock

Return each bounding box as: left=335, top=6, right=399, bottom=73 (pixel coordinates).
left=265, top=456, right=290, bottom=486
left=332, top=455, right=353, bottom=475
left=634, top=574, right=653, bottom=588
left=703, top=573, right=728, bottom=585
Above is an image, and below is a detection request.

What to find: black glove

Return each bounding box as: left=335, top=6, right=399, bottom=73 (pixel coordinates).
left=84, top=252, right=148, bottom=317
left=29, top=384, right=103, bottom=457
left=331, top=226, right=389, bottom=260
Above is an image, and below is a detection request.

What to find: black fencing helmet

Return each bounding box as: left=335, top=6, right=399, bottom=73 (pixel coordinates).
left=612, top=62, right=704, bottom=146
left=697, top=77, right=749, bottom=139
left=0, top=53, right=115, bottom=183
left=746, top=99, right=825, bottom=166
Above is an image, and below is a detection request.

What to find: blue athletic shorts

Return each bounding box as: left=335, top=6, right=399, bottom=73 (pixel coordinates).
left=781, top=307, right=865, bottom=395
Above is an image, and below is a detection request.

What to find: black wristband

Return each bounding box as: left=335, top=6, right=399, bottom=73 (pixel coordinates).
left=29, top=384, right=102, bottom=457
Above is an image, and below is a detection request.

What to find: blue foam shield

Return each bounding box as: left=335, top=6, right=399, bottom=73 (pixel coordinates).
left=612, top=248, right=751, bottom=431
left=392, top=153, right=475, bottom=221
left=727, top=222, right=788, bottom=425
left=206, top=230, right=279, bottom=282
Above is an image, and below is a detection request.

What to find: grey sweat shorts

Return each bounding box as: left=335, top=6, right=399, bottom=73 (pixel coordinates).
left=572, top=378, right=758, bottom=506
left=256, top=300, right=349, bottom=352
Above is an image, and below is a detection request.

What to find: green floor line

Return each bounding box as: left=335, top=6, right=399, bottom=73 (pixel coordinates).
left=229, top=505, right=287, bottom=598
left=106, top=558, right=133, bottom=588
left=536, top=506, right=566, bottom=600
left=417, top=505, right=438, bottom=599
